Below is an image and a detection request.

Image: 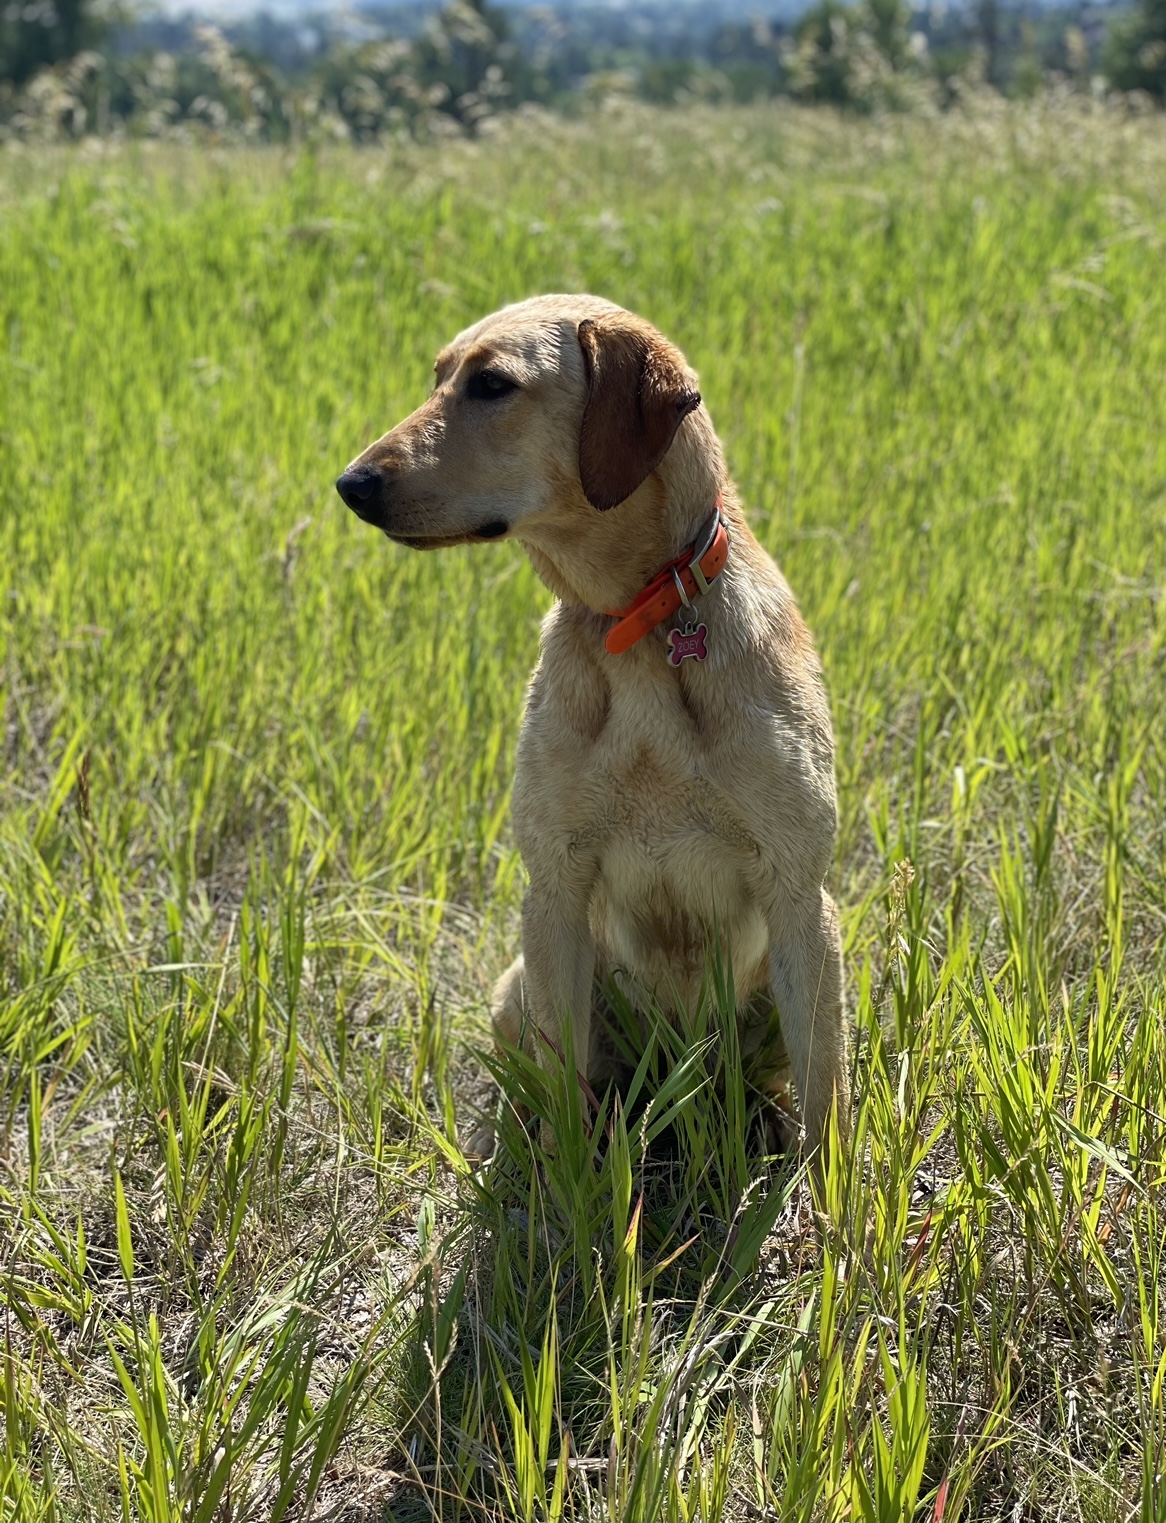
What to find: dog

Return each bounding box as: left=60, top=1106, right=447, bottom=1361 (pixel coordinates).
left=337, top=295, right=849, bottom=1169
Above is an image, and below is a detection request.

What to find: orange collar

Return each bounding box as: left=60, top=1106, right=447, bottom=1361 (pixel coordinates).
left=604, top=501, right=730, bottom=656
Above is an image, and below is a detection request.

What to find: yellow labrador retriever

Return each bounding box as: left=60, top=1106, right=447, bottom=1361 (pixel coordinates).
left=337, top=295, right=849, bottom=1166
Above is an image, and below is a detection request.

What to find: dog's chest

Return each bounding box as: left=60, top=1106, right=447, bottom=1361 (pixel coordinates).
left=523, top=661, right=772, bottom=1000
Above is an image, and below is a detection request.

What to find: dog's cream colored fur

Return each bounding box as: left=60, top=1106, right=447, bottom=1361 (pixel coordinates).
left=344, top=294, right=849, bottom=1163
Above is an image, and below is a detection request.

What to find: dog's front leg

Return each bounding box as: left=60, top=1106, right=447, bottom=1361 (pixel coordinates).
left=767, top=887, right=850, bottom=1179
left=522, top=882, right=595, bottom=1149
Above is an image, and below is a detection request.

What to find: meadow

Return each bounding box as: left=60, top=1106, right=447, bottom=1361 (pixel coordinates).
left=1, top=98, right=1165, bottom=1521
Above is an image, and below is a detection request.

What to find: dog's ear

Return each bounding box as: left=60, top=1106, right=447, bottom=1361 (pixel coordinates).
left=577, top=316, right=701, bottom=512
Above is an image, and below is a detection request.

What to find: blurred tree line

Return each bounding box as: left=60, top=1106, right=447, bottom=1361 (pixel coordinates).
left=1, top=0, right=104, bottom=85
left=1, top=0, right=1162, bottom=140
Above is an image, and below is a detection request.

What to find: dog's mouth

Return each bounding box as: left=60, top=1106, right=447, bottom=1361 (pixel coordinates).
left=386, top=520, right=510, bottom=550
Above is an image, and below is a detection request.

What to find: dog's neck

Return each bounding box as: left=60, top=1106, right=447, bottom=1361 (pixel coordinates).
left=518, top=409, right=733, bottom=614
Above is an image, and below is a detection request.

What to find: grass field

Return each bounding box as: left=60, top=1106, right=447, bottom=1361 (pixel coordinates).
left=2, top=99, right=1165, bottom=1521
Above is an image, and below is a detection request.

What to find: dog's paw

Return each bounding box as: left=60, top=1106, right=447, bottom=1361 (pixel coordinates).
left=758, top=1083, right=802, bottom=1157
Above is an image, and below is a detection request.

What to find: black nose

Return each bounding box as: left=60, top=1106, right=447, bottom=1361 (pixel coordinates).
left=336, top=466, right=383, bottom=521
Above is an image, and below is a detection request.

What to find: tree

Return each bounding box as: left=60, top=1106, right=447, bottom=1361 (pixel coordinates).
left=785, top=0, right=916, bottom=109
left=787, top=0, right=864, bottom=105
left=867, top=0, right=912, bottom=70
left=0, top=0, right=107, bottom=88
left=1105, top=0, right=1166, bottom=99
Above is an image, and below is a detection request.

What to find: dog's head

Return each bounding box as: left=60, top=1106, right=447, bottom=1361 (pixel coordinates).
left=335, top=295, right=701, bottom=548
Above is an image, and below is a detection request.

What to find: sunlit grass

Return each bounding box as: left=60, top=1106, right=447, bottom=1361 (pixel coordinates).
left=2, top=99, right=1165, bottom=1520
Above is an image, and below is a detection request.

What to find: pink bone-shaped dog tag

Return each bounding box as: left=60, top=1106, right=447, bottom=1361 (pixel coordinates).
left=667, top=622, right=708, bottom=666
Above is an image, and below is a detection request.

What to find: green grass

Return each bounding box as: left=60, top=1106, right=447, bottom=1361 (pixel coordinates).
left=1, top=98, right=1165, bottom=1520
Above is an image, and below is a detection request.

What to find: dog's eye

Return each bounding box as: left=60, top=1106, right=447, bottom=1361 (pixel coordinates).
left=466, top=370, right=518, bottom=402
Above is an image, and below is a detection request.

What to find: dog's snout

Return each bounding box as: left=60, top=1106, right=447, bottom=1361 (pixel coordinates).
left=336, top=465, right=383, bottom=521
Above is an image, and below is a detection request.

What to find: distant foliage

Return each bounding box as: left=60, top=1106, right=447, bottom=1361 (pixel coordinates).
left=0, top=0, right=1160, bottom=141
left=311, top=1, right=525, bottom=139
left=0, top=0, right=526, bottom=141
left=0, top=0, right=104, bottom=88
left=1105, top=0, right=1166, bottom=99
left=784, top=0, right=928, bottom=109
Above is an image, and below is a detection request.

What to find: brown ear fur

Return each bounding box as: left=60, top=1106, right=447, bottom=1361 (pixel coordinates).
left=577, top=315, right=701, bottom=512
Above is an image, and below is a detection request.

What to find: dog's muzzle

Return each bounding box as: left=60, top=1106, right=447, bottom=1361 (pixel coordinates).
left=335, top=465, right=384, bottom=524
